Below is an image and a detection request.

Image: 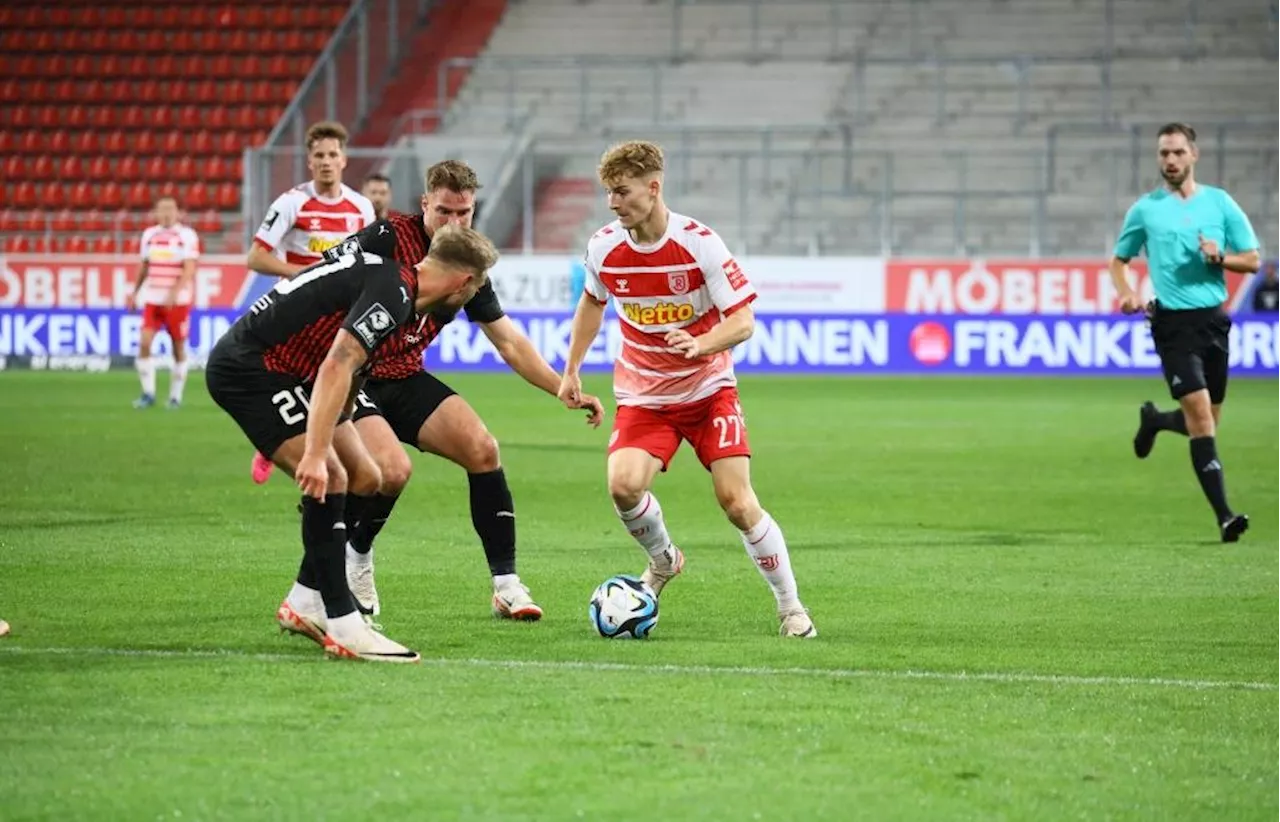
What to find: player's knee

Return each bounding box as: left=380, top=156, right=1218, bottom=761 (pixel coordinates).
left=1180, top=393, right=1215, bottom=437
left=716, top=486, right=761, bottom=531
left=326, top=459, right=350, bottom=495
left=378, top=450, right=413, bottom=494
left=462, top=432, right=501, bottom=473
left=348, top=458, right=382, bottom=497
left=608, top=474, right=648, bottom=511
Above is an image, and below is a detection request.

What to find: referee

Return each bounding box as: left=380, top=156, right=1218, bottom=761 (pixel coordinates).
left=1109, top=122, right=1260, bottom=543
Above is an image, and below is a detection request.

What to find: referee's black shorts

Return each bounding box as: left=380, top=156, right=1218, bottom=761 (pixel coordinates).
left=349, top=372, right=458, bottom=448
left=1148, top=301, right=1232, bottom=404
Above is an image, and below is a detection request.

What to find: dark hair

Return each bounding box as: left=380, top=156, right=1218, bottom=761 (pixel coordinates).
left=364, top=172, right=391, bottom=187
left=305, top=120, right=349, bottom=151
left=425, top=159, right=481, bottom=193
left=1157, top=122, right=1197, bottom=144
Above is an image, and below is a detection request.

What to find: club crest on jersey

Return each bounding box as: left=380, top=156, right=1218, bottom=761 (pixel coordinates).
left=352, top=302, right=394, bottom=348
left=668, top=271, right=690, bottom=294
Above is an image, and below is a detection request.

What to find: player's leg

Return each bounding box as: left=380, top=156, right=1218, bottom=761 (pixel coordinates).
left=345, top=396, right=410, bottom=616
left=406, top=374, right=540, bottom=619
left=607, top=407, right=683, bottom=596
left=164, top=306, right=191, bottom=409
left=133, top=306, right=160, bottom=408
left=1197, top=329, right=1247, bottom=542
left=693, top=390, right=815, bottom=638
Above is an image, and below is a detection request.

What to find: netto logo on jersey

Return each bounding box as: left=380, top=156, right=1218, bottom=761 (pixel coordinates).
left=307, top=236, right=344, bottom=253
left=622, top=302, right=695, bottom=325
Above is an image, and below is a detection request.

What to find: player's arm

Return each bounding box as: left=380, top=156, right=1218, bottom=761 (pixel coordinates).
left=306, top=331, right=368, bottom=458
left=129, top=260, right=149, bottom=311
left=1212, top=192, right=1262, bottom=273
left=559, top=290, right=607, bottom=407
left=669, top=231, right=757, bottom=358
left=678, top=303, right=755, bottom=357
left=480, top=316, right=561, bottom=395
left=249, top=194, right=304, bottom=279
left=169, top=230, right=199, bottom=306
left=321, top=219, right=396, bottom=262
left=1109, top=202, right=1147, bottom=314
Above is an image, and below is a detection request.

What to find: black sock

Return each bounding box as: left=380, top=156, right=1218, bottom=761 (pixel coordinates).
left=1189, top=437, right=1233, bottom=523
left=1155, top=409, right=1188, bottom=435
left=468, top=469, right=516, bottom=577
left=349, top=493, right=399, bottom=554
left=295, top=551, right=319, bottom=589
left=301, top=493, right=356, bottom=618
left=343, top=493, right=375, bottom=551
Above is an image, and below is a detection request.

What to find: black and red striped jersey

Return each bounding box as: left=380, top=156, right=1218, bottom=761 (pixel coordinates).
left=218, top=252, right=417, bottom=381
left=323, top=213, right=504, bottom=379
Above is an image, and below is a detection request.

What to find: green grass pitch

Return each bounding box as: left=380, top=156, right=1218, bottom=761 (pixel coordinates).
left=0, top=371, right=1276, bottom=821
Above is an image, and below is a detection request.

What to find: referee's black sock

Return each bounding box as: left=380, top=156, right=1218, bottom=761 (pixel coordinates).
left=301, top=494, right=357, bottom=619
left=468, top=469, right=517, bottom=577
left=1189, top=437, right=1233, bottom=523
left=1155, top=409, right=1188, bottom=435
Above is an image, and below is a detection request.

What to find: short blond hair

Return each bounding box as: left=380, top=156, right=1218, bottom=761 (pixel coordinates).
left=598, top=140, right=664, bottom=183
left=426, top=159, right=481, bottom=193
left=428, top=225, right=498, bottom=280
left=305, top=120, right=349, bottom=151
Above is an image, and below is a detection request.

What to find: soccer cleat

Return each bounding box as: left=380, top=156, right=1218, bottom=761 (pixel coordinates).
left=492, top=582, right=544, bottom=621
left=251, top=451, right=274, bottom=484
left=166, top=398, right=181, bottom=410
left=778, top=607, right=818, bottom=638
left=640, top=545, right=684, bottom=598
left=1220, top=513, right=1249, bottom=543
left=323, top=622, right=420, bottom=663
left=346, top=551, right=380, bottom=617
left=132, top=393, right=156, bottom=409
left=1133, top=401, right=1159, bottom=459
left=276, top=598, right=326, bottom=647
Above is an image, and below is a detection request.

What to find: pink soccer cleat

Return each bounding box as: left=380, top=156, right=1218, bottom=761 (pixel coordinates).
left=251, top=451, right=274, bottom=484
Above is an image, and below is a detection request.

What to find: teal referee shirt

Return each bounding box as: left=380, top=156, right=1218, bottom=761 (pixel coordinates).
left=1113, top=185, right=1259, bottom=310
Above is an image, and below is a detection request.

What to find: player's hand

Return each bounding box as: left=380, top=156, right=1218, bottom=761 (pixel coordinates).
left=295, top=453, right=328, bottom=499
left=557, top=371, right=583, bottom=409
left=1199, top=234, right=1223, bottom=264
left=665, top=329, right=701, bottom=359
left=1118, top=292, right=1146, bottom=314
left=575, top=392, right=605, bottom=428
left=128, top=289, right=140, bottom=313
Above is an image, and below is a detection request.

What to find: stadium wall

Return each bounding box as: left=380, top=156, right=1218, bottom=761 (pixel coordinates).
left=0, top=254, right=1275, bottom=377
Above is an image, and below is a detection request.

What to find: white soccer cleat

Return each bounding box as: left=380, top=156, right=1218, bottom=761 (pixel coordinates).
left=492, top=582, right=544, bottom=621
left=323, top=619, right=420, bottom=663
left=346, top=549, right=380, bottom=617
left=640, top=545, right=684, bottom=598
left=276, top=598, right=327, bottom=647
left=778, top=607, right=818, bottom=639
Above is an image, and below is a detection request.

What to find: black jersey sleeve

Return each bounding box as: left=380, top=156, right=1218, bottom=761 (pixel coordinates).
left=323, top=219, right=397, bottom=262
left=462, top=281, right=505, bottom=323
left=341, top=260, right=414, bottom=356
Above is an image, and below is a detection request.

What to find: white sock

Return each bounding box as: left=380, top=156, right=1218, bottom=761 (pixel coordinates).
left=617, top=492, right=675, bottom=567
left=345, top=542, right=372, bottom=567
left=136, top=357, right=156, bottom=396
left=169, top=360, right=189, bottom=403
left=740, top=512, right=801, bottom=612
left=286, top=582, right=322, bottom=615
left=493, top=573, right=520, bottom=591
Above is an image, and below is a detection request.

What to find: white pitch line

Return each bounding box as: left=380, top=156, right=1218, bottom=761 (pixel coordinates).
left=0, top=645, right=1274, bottom=692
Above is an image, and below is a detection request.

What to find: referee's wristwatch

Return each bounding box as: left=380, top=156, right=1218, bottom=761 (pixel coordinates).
left=1206, top=251, right=1225, bottom=265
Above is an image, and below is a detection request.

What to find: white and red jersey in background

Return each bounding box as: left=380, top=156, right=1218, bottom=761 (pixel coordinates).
left=138, top=222, right=200, bottom=305
left=583, top=212, right=757, bottom=407
left=252, top=181, right=375, bottom=269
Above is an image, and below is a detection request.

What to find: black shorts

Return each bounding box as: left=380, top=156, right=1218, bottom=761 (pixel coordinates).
left=350, top=372, right=457, bottom=448
left=206, top=355, right=318, bottom=458
left=1149, top=302, right=1231, bottom=404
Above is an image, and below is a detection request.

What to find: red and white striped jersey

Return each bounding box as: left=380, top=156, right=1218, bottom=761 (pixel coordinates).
left=252, top=181, right=376, bottom=269
left=139, top=222, right=200, bottom=305
left=583, top=212, right=757, bottom=407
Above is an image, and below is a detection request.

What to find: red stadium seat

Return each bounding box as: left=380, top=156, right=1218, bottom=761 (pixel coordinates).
left=267, top=7, right=292, bottom=28
left=0, top=131, right=10, bottom=154
left=230, top=106, right=255, bottom=131
left=185, top=183, right=212, bottom=211
left=12, top=182, right=38, bottom=210
left=151, top=106, right=174, bottom=131
left=42, top=182, right=66, bottom=211
left=215, top=182, right=240, bottom=210
left=126, top=182, right=152, bottom=210
left=217, top=131, right=242, bottom=155
left=208, top=155, right=233, bottom=182
left=101, top=7, right=127, bottom=27
left=52, top=79, right=75, bottom=103
left=20, top=130, right=43, bottom=154
left=98, top=183, right=124, bottom=211
left=123, top=236, right=141, bottom=255
left=177, top=105, right=201, bottom=131
left=191, top=130, right=214, bottom=155
left=37, top=106, right=59, bottom=129
left=192, top=80, right=217, bottom=104
left=5, top=235, right=32, bottom=253
left=92, top=235, right=119, bottom=253
left=70, top=131, right=96, bottom=155
left=90, top=55, right=113, bottom=77
left=116, top=156, right=140, bottom=181
left=0, top=209, right=15, bottom=232
left=19, top=210, right=44, bottom=233
left=133, top=131, right=157, bottom=155
left=132, top=7, right=156, bottom=28
left=51, top=209, right=75, bottom=232
left=143, top=156, right=167, bottom=180
left=2, top=156, right=23, bottom=180
left=210, top=55, right=234, bottom=79
left=57, top=156, right=84, bottom=180
left=169, top=30, right=194, bottom=53
left=88, top=156, right=113, bottom=181
left=122, top=105, right=145, bottom=130
left=192, top=210, right=223, bottom=234
left=173, top=156, right=197, bottom=182
left=203, top=106, right=228, bottom=131
left=160, top=131, right=184, bottom=154
left=30, top=156, right=54, bottom=181
left=82, top=209, right=109, bottom=232
left=102, top=131, right=126, bottom=154
left=89, top=106, right=116, bottom=129
left=64, top=105, right=88, bottom=130
left=136, top=79, right=161, bottom=105
left=64, top=235, right=89, bottom=254
left=226, top=30, right=249, bottom=53
left=281, top=31, right=306, bottom=53
left=31, top=236, right=53, bottom=254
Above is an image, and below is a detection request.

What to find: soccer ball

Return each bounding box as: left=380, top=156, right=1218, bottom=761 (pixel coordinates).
left=589, top=575, right=659, bottom=639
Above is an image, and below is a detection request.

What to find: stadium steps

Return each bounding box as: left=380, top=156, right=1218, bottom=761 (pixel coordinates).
left=508, top=177, right=599, bottom=251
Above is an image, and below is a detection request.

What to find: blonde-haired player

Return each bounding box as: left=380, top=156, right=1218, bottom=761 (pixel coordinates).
left=129, top=194, right=199, bottom=410
left=558, top=141, right=816, bottom=638
left=247, top=120, right=376, bottom=483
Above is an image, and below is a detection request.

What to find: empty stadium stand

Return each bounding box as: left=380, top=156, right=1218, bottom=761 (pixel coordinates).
left=0, top=0, right=350, bottom=253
